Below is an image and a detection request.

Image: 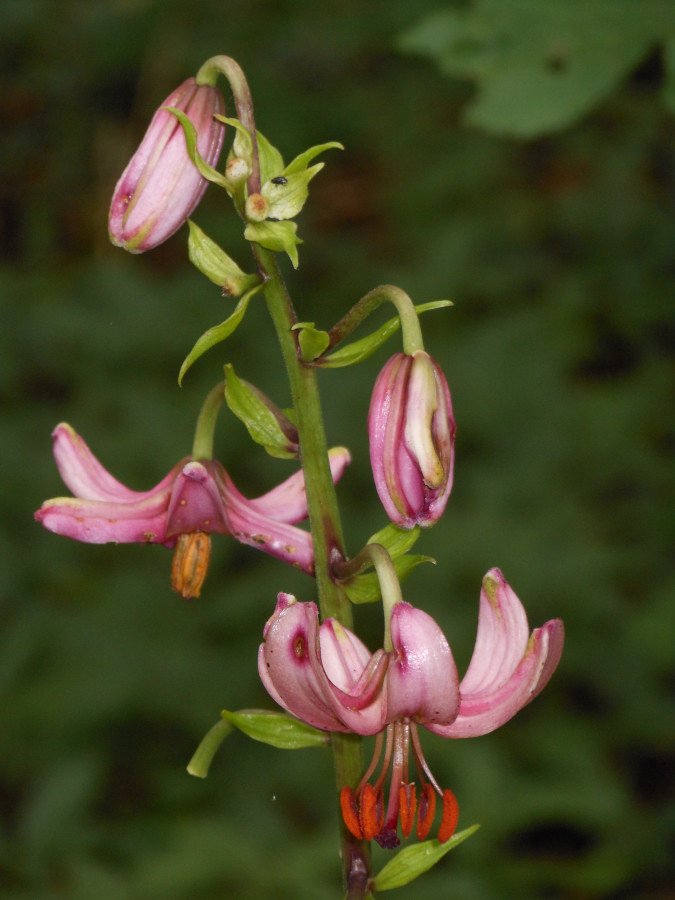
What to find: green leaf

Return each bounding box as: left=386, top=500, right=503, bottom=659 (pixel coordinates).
left=244, top=220, right=302, bottom=268
left=224, top=363, right=299, bottom=458
left=220, top=709, right=329, bottom=750
left=255, top=131, right=286, bottom=184
left=292, top=322, right=331, bottom=362
left=187, top=221, right=259, bottom=296
left=178, top=284, right=262, bottom=384
left=344, top=554, right=435, bottom=605
left=371, top=825, right=480, bottom=891
left=398, top=0, right=675, bottom=137
left=283, top=141, right=344, bottom=175
left=368, top=523, right=421, bottom=560
left=261, top=163, right=325, bottom=220
left=318, top=301, right=451, bottom=368
left=164, top=108, right=230, bottom=188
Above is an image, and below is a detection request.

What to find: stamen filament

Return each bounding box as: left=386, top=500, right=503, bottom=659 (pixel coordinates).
left=410, top=722, right=443, bottom=795
left=355, top=730, right=384, bottom=795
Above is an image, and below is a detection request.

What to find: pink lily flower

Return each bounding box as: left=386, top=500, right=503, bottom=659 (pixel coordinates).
left=109, top=77, right=225, bottom=252
left=368, top=351, right=456, bottom=529
left=35, top=424, right=351, bottom=596
left=258, top=568, right=563, bottom=847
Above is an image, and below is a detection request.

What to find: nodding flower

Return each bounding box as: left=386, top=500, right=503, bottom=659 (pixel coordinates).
left=368, top=350, right=455, bottom=529
left=258, top=570, right=564, bottom=847
left=35, top=423, right=351, bottom=598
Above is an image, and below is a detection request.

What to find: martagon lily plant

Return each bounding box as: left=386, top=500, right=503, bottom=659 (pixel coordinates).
left=35, top=53, right=565, bottom=897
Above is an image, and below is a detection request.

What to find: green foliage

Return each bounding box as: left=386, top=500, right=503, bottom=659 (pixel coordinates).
left=318, top=302, right=452, bottom=368
left=2, top=1, right=673, bottom=898
left=341, top=524, right=436, bottom=605
left=220, top=710, right=329, bottom=750
left=178, top=284, right=262, bottom=385
left=224, top=364, right=299, bottom=458
left=399, top=0, right=675, bottom=136
left=293, top=322, right=331, bottom=362
left=187, top=221, right=259, bottom=296
left=371, top=825, right=480, bottom=891
left=243, top=220, right=302, bottom=267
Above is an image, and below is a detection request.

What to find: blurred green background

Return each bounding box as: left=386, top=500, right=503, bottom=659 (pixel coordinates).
left=2, top=1, right=673, bottom=897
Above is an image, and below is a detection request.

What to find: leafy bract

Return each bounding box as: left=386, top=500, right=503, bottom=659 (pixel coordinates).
left=224, top=364, right=299, bottom=459
left=318, top=301, right=452, bottom=368
left=178, top=284, right=262, bottom=384
left=371, top=825, right=480, bottom=891
left=221, top=709, right=329, bottom=750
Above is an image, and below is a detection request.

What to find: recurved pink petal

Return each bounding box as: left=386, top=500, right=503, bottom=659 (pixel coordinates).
left=319, top=619, right=390, bottom=729
left=387, top=602, right=460, bottom=725
left=217, top=467, right=317, bottom=573
left=258, top=596, right=347, bottom=732
left=319, top=617, right=375, bottom=686
left=427, top=618, right=564, bottom=738
left=51, top=423, right=177, bottom=502
left=458, top=568, right=531, bottom=696
left=259, top=598, right=389, bottom=736
left=35, top=490, right=172, bottom=544
left=248, top=447, right=351, bottom=524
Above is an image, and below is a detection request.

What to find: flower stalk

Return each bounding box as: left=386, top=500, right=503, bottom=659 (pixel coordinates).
left=327, top=284, right=425, bottom=357
left=195, top=55, right=260, bottom=195
left=252, top=244, right=371, bottom=894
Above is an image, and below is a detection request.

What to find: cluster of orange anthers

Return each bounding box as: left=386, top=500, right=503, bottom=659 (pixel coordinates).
left=339, top=721, right=459, bottom=849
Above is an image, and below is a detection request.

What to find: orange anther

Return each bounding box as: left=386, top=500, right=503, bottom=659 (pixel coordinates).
left=171, top=531, right=211, bottom=599
left=398, top=783, right=417, bottom=838
left=359, top=783, right=383, bottom=841
left=416, top=783, right=437, bottom=841
left=437, top=789, right=459, bottom=843
left=340, top=786, right=363, bottom=840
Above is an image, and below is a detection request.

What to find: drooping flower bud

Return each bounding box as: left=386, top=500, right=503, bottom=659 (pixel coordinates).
left=109, top=77, right=225, bottom=252
left=368, top=350, right=455, bottom=528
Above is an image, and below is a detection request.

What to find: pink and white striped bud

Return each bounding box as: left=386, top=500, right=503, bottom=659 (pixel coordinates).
left=109, top=77, right=225, bottom=252
left=368, top=351, right=455, bottom=528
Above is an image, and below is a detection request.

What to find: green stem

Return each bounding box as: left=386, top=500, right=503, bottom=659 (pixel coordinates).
left=191, top=380, right=225, bottom=459
left=186, top=718, right=233, bottom=778
left=195, top=55, right=261, bottom=195
left=253, top=243, right=371, bottom=896
left=333, top=543, right=402, bottom=651
left=327, top=284, right=425, bottom=356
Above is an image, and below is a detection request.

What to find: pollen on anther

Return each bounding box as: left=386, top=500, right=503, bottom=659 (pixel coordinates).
left=398, top=783, right=417, bottom=838
left=437, top=789, right=459, bottom=843
left=340, top=786, right=363, bottom=840
left=359, top=783, right=383, bottom=842
left=293, top=635, right=306, bottom=658
left=416, top=783, right=436, bottom=841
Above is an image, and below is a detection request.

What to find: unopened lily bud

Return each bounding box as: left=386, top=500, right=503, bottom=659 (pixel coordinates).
left=368, top=351, right=455, bottom=528
left=109, top=77, right=225, bottom=252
